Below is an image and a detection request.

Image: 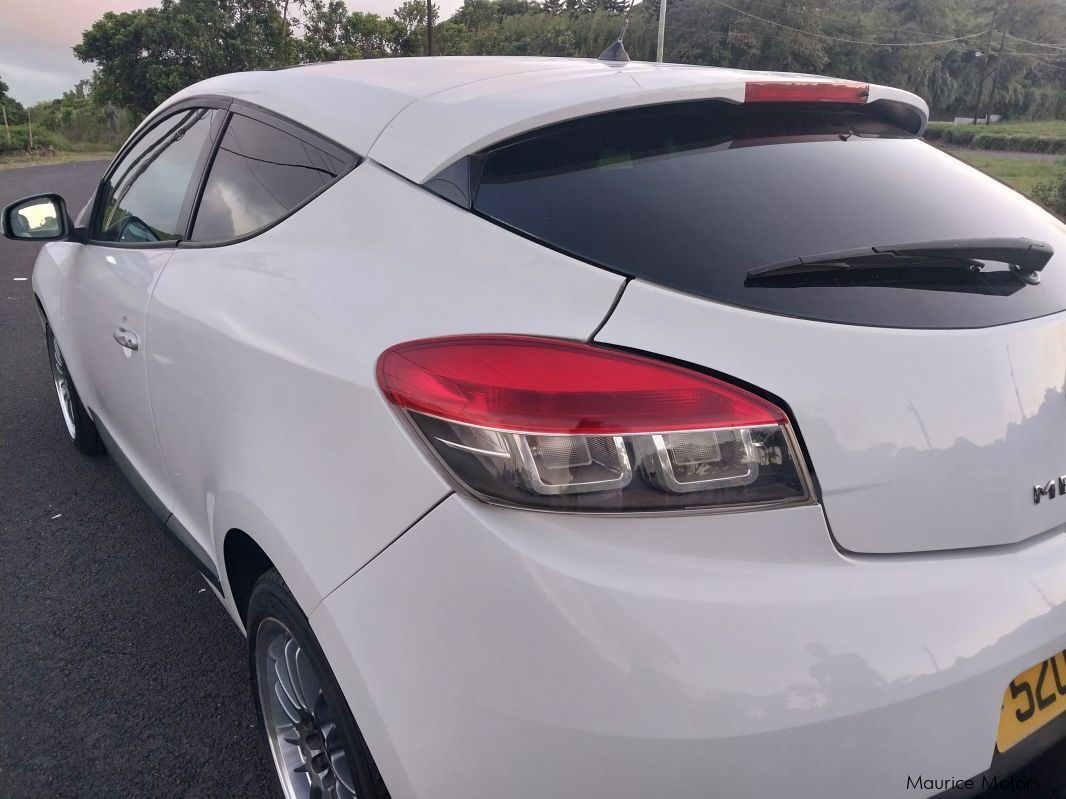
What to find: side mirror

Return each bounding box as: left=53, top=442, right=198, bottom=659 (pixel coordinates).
left=2, top=194, right=74, bottom=242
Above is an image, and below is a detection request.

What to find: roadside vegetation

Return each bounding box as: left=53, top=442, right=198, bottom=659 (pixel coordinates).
left=0, top=77, right=130, bottom=160
left=950, top=150, right=1065, bottom=198
left=1033, top=171, right=1066, bottom=217
left=926, top=120, right=1066, bottom=154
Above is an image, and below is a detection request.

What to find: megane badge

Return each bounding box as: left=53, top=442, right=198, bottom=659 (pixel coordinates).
left=1034, top=477, right=1066, bottom=504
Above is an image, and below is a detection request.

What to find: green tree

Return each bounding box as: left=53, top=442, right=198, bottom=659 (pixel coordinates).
left=299, top=1, right=401, bottom=59
left=392, top=0, right=429, bottom=55
left=0, top=75, right=25, bottom=120
left=300, top=0, right=362, bottom=60
left=74, top=0, right=303, bottom=116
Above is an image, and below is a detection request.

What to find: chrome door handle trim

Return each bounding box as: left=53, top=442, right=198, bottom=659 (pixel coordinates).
left=113, top=326, right=140, bottom=351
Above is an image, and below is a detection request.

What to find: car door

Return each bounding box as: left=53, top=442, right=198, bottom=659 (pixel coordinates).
left=144, top=108, right=355, bottom=574
left=61, top=107, right=225, bottom=524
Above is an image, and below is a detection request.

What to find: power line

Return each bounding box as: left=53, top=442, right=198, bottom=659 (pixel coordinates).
left=1005, top=32, right=1066, bottom=51
left=1002, top=49, right=1066, bottom=57
left=725, top=0, right=966, bottom=41
left=663, top=19, right=991, bottom=55
left=708, top=0, right=989, bottom=48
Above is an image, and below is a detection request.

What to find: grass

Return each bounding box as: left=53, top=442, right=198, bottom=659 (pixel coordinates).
left=928, top=119, right=1066, bottom=137
left=950, top=151, right=1066, bottom=198
left=0, top=150, right=115, bottom=171
left=924, top=119, right=1066, bottom=154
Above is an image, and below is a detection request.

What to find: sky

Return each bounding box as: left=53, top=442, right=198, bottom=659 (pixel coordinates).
left=0, top=0, right=461, bottom=106
left=0, top=0, right=160, bottom=105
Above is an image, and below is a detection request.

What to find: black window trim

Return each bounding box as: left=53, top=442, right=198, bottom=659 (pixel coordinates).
left=88, top=105, right=204, bottom=250
left=87, top=95, right=360, bottom=251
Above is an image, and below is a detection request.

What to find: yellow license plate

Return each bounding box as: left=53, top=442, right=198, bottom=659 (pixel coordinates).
left=997, top=651, right=1066, bottom=752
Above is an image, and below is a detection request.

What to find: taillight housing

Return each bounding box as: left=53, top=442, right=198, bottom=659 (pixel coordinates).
left=377, top=336, right=812, bottom=513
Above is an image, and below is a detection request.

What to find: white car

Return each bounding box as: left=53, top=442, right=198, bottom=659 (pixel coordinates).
left=6, top=56, right=1066, bottom=799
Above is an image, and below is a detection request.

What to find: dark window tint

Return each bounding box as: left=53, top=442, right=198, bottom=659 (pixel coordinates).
left=471, top=102, right=1066, bottom=329
left=191, top=114, right=346, bottom=242
left=98, top=109, right=222, bottom=243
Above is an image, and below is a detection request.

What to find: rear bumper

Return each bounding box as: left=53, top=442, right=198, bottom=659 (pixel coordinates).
left=311, top=496, right=1066, bottom=799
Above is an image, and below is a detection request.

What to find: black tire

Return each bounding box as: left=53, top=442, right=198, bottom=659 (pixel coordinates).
left=247, top=569, right=389, bottom=799
left=46, top=327, right=104, bottom=455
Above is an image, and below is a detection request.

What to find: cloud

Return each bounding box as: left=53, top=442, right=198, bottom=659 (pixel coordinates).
left=0, top=0, right=464, bottom=106
left=0, top=0, right=159, bottom=104
left=0, top=59, right=90, bottom=108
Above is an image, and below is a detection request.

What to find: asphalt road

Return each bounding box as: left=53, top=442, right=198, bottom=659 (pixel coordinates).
left=3, top=160, right=1066, bottom=799
left=0, top=161, right=275, bottom=796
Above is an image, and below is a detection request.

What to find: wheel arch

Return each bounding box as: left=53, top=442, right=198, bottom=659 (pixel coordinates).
left=33, top=293, right=49, bottom=329
left=223, top=528, right=277, bottom=631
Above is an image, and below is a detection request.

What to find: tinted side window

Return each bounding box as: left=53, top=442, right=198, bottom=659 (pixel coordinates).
left=191, top=114, right=346, bottom=242
left=97, top=109, right=223, bottom=243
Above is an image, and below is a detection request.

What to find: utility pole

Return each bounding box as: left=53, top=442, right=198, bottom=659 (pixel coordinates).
left=986, top=0, right=1016, bottom=122
left=1, top=105, right=9, bottom=146
left=427, top=0, right=434, bottom=56
left=973, top=0, right=1001, bottom=124
left=656, top=0, right=667, bottom=62
left=280, top=0, right=291, bottom=65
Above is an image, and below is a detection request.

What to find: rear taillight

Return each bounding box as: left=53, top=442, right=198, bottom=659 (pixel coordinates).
left=377, top=336, right=812, bottom=513
left=744, top=80, right=870, bottom=104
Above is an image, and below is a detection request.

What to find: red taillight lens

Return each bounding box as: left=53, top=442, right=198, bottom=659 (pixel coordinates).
left=378, top=336, right=811, bottom=513
left=744, top=81, right=870, bottom=105
left=378, top=335, right=784, bottom=434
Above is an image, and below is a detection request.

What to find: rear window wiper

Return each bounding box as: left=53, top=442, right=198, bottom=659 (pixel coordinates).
left=745, top=238, right=1054, bottom=285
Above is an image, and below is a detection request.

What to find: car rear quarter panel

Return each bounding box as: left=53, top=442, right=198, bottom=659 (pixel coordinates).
left=144, top=162, right=624, bottom=613
left=313, top=493, right=1066, bottom=799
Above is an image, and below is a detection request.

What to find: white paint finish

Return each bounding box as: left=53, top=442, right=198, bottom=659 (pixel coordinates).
left=369, top=60, right=732, bottom=181
left=597, top=280, right=1066, bottom=553
left=151, top=57, right=926, bottom=183
left=867, top=81, right=931, bottom=124
left=60, top=244, right=176, bottom=510
left=30, top=241, right=74, bottom=336
left=154, top=58, right=590, bottom=158
left=317, top=494, right=1066, bottom=799
left=144, top=162, right=622, bottom=608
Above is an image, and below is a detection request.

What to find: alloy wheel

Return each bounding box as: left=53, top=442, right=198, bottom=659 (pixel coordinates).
left=49, top=336, right=77, bottom=439
left=255, top=618, right=359, bottom=799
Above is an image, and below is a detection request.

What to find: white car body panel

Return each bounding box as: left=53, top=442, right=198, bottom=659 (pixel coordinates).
left=157, top=58, right=581, bottom=159
left=145, top=162, right=623, bottom=610
left=22, top=56, right=1063, bottom=799
left=31, top=241, right=75, bottom=337
left=61, top=245, right=176, bottom=512
left=315, top=494, right=1066, bottom=799
left=596, top=280, right=1066, bottom=554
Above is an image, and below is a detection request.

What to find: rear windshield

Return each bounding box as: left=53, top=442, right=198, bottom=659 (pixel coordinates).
left=467, top=102, right=1066, bottom=329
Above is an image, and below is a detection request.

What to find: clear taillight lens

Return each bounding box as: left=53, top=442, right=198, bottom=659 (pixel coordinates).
left=377, top=336, right=812, bottom=513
